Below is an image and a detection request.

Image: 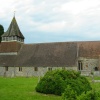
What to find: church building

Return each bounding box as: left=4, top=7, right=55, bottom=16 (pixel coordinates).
left=0, top=16, right=100, bottom=77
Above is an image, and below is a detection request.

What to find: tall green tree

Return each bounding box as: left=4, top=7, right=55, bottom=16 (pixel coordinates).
left=0, top=24, right=4, bottom=42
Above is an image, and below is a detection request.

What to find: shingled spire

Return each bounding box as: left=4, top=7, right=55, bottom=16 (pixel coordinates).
left=2, top=16, right=24, bottom=42
left=0, top=15, right=25, bottom=54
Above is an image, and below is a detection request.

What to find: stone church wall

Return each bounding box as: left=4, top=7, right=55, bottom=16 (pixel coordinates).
left=0, top=66, right=77, bottom=77
left=1, top=64, right=100, bottom=77
left=78, top=57, right=99, bottom=71
left=78, top=57, right=100, bottom=76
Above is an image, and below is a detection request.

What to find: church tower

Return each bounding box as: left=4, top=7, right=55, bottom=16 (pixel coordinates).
left=0, top=15, right=25, bottom=55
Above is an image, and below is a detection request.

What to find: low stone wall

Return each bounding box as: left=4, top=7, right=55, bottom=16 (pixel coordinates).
left=80, top=70, right=100, bottom=76
left=94, top=71, right=100, bottom=76
left=80, top=70, right=91, bottom=76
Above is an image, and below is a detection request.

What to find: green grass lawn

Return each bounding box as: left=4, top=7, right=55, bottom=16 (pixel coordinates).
left=87, top=76, right=100, bottom=92
left=0, top=77, right=62, bottom=100
left=0, top=76, right=100, bottom=100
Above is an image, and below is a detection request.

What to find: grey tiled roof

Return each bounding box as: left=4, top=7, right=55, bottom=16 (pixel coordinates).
left=0, top=42, right=77, bottom=67
left=0, top=55, right=16, bottom=66
left=78, top=41, right=100, bottom=58
left=2, top=16, right=24, bottom=39
left=0, top=41, right=100, bottom=67
left=15, top=42, right=77, bottom=67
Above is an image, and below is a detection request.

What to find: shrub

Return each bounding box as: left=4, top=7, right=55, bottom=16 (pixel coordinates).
left=62, top=85, right=77, bottom=100
left=35, top=69, right=92, bottom=96
left=77, top=90, right=100, bottom=100
left=65, top=76, right=92, bottom=96
left=36, top=70, right=66, bottom=95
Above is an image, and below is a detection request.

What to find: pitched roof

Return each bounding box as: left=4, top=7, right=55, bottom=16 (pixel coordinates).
left=0, top=42, right=22, bottom=53
left=0, top=42, right=77, bottom=67
left=15, top=42, right=77, bottom=67
left=78, top=41, right=100, bottom=58
left=0, top=41, right=100, bottom=67
left=0, top=55, right=16, bottom=66
left=2, top=16, right=24, bottom=39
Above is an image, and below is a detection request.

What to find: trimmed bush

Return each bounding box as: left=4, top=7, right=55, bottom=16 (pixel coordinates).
left=65, top=76, right=92, bottom=96
left=77, top=90, right=100, bottom=100
left=35, top=70, right=92, bottom=96
left=36, top=70, right=66, bottom=95
left=62, top=85, right=77, bottom=100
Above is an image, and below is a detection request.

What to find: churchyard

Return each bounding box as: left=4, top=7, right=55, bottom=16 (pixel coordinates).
left=0, top=77, right=62, bottom=100
left=0, top=76, right=100, bottom=100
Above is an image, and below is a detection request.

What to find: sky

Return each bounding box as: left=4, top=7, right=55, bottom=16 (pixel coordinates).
left=0, top=0, right=100, bottom=43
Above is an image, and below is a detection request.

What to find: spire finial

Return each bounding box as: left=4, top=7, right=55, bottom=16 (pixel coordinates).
left=14, top=11, right=16, bottom=17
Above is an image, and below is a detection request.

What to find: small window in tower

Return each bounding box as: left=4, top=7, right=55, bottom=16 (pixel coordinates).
left=19, top=38, right=21, bottom=41
left=20, top=39, right=22, bottom=42
left=8, top=37, right=10, bottom=41
left=22, top=39, right=24, bottom=42
left=19, top=67, right=22, bottom=71
left=18, top=37, right=19, bottom=41
left=34, top=67, right=38, bottom=71
left=11, top=36, right=13, bottom=40
left=6, top=37, right=8, bottom=41
left=4, top=37, right=6, bottom=40
left=3, top=37, right=5, bottom=41
left=13, top=36, right=15, bottom=40
left=2, top=37, right=3, bottom=41
left=15, top=36, right=17, bottom=40
left=9, top=37, right=11, bottom=40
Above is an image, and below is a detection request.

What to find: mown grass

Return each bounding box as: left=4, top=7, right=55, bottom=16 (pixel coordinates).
left=0, top=77, right=62, bottom=100
left=86, top=76, right=100, bottom=92
left=0, top=76, right=100, bottom=100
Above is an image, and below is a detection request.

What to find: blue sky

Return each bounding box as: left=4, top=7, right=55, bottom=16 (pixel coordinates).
left=0, top=0, right=100, bottom=43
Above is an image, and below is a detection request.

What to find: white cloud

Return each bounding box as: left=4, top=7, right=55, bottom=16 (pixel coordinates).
left=36, top=21, right=66, bottom=32
left=59, top=0, right=100, bottom=14
left=1, top=0, right=100, bottom=43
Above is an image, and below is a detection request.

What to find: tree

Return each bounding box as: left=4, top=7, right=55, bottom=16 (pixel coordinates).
left=0, top=24, right=4, bottom=42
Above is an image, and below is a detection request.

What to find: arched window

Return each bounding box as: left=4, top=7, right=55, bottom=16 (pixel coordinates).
left=94, top=67, right=98, bottom=71
left=78, top=60, right=83, bottom=70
